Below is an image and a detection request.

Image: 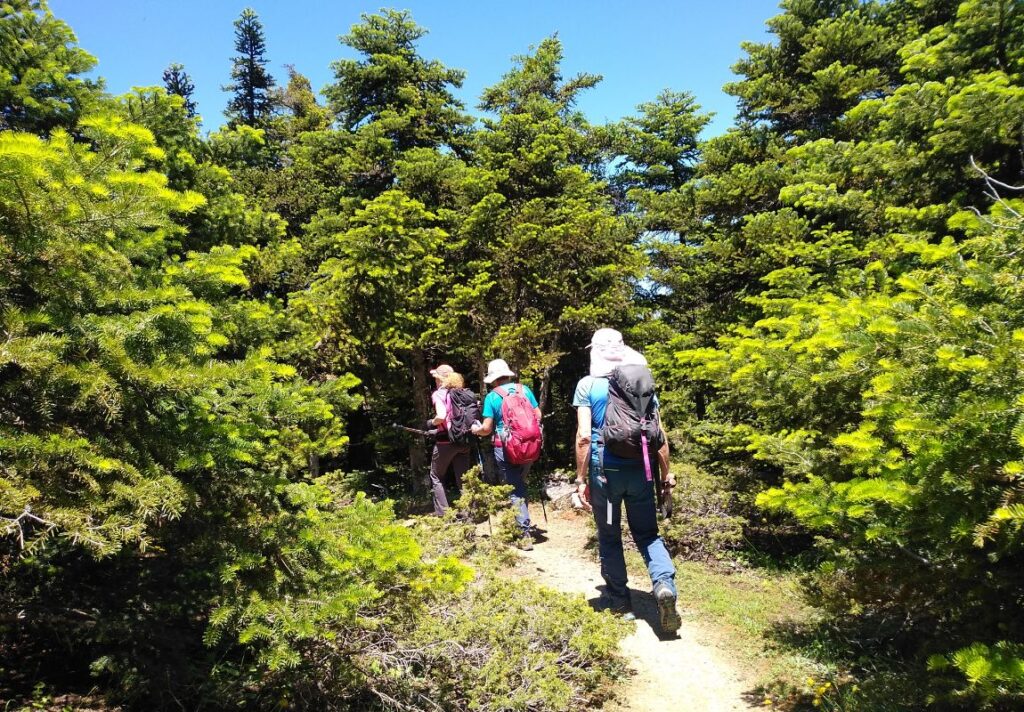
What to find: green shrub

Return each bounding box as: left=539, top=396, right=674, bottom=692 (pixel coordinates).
left=452, top=465, right=515, bottom=524
left=387, top=576, right=631, bottom=711
left=930, top=642, right=1024, bottom=709
left=660, top=464, right=745, bottom=561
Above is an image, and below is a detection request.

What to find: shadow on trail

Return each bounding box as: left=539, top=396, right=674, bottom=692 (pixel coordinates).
left=529, top=525, right=549, bottom=544
left=587, top=586, right=679, bottom=642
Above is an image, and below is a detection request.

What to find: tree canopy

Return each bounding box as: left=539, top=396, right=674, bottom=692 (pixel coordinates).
left=3, top=1, right=1024, bottom=709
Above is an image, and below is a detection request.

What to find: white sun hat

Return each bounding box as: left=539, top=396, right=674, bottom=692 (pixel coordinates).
left=483, top=358, right=517, bottom=384
left=588, top=328, right=647, bottom=377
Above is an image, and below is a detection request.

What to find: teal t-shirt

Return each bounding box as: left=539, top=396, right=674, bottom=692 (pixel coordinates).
left=482, top=383, right=539, bottom=439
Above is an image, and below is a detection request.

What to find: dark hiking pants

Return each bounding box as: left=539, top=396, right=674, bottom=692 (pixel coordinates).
left=430, top=440, right=470, bottom=516
left=589, top=455, right=676, bottom=605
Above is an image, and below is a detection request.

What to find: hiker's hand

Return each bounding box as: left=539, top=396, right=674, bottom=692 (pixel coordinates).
left=575, top=481, right=592, bottom=512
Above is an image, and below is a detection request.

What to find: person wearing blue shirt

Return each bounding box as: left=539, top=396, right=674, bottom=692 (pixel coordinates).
left=471, top=358, right=541, bottom=550
left=573, top=328, right=680, bottom=634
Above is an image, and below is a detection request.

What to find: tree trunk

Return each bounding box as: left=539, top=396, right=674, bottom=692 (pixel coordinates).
left=538, top=366, right=552, bottom=415
left=477, top=349, right=487, bottom=394
left=696, top=388, right=707, bottom=421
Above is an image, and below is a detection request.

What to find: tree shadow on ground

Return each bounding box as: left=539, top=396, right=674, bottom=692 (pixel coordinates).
left=748, top=616, right=941, bottom=712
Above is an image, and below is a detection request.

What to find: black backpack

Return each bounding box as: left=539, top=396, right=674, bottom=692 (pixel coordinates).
left=446, top=388, right=482, bottom=445
left=601, top=364, right=665, bottom=459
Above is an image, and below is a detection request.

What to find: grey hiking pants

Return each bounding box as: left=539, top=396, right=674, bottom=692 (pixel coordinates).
left=430, top=440, right=470, bottom=516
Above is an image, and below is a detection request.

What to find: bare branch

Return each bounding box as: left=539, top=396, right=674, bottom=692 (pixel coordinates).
left=970, top=155, right=1024, bottom=192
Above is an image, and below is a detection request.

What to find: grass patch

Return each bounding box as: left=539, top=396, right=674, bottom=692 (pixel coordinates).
left=622, top=549, right=845, bottom=709
left=673, top=561, right=831, bottom=702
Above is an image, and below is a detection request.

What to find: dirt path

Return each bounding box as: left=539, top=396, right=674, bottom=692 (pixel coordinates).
left=511, top=505, right=757, bottom=712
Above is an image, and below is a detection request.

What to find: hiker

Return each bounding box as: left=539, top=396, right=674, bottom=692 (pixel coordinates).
left=427, top=364, right=471, bottom=517
left=573, top=328, right=681, bottom=634
left=471, top=358, right=542, bottom=550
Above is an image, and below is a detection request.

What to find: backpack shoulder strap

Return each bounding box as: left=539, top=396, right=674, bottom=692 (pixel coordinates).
left=493, top=383, right=516, bottom=399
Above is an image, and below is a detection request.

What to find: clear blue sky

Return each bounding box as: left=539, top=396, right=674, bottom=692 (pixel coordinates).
left=50, top=0, right=780, bottom=136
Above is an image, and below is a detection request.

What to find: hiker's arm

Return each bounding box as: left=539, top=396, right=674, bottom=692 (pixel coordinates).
left=471, top=417, right=494, bottom=437
left=575, top=407, right=593, bottom=511
left=431, top=394, right=447, bottom=427
left=657, top=441, right=674, bottom=487
left=655, top=413, right=675, bottom=487
left=534, top=406, right=542, bottom=422
left=575, top=407, right=592, bottom=484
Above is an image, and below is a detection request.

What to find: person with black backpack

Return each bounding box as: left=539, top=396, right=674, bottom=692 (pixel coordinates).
left=426, top=365, right=478, bottom=517
left=572, top=329, right=681, bottom=635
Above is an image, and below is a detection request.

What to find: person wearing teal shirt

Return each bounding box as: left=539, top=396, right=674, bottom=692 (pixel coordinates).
left=471, top=358, right=541, bottom=550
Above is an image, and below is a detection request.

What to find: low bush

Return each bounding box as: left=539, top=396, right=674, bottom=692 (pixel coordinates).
left=396, top=577, right=632, bottom=711
left=661, top=464, right=745, bottom=561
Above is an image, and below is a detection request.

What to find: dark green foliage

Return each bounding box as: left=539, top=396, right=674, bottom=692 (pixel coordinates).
left=400, top=577, right=630, bottom=711
left=162, top=62, right=196, bottom=118
left=660, top=465, right=744, bottom=561
left=466, top=36, right=643, bottom=410
left=451, top=464, right=514, bottom=524
left=1, top=6, right=639, bottom=708
left=0, top=0, right=99, bottom=133
left=223, top=8, right=275, bottom=128
left=637, top=0, right=1024, bottom=706
left=9, top=0, right=1024, bottom=708
left=322, top=9, right=472, bottom=202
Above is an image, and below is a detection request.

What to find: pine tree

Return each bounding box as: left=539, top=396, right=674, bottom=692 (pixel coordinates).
left=223, top=8, right=275, bottom=127
left=297, top=10, right=475, bottom=473
left=661, top=0, right=1024, bottom=703
left=162, top=62, right=197, bottom=117
left=0, top=0, right=99, bottom=133
left=466, top=37, right=642, bottom=410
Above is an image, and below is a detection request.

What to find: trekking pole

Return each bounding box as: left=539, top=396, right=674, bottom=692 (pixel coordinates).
left=391, top=423, right=438, bottom=438
left=538, top=471, right=548, bottom=525
left=653, top=461, right=672, bottom=520
left=643, top=429, right=672, bottom=521
left=473, top=440, right=492, bottom=537
left=537, top=424, right=548, bottom=525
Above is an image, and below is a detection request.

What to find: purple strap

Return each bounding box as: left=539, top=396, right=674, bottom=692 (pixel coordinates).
left=641, top=430, right=653, bottom=482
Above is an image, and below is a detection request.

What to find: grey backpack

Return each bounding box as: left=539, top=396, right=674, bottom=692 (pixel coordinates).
left=601, top=364, right=665, bottom=459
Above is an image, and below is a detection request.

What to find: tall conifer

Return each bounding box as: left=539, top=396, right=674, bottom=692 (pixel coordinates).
left=223, top=8, right=275, bottom=127
left=162, top=62, right=197, bottom=117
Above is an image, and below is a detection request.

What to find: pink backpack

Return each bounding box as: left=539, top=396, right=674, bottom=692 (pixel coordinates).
left=495, top=384, right=542, bottom=465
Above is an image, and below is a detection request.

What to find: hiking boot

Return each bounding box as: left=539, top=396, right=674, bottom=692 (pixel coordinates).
left=515, top=533, right=534, bottom=551
left=653, top=581, right=681, bottom=634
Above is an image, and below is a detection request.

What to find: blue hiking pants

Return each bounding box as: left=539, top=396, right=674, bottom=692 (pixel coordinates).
left=495, top=445, right=531, bottom=533
left=589, top=454, right=676, bottom=605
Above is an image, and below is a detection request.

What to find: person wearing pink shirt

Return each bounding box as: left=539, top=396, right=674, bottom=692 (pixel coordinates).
left=427, top=364, right=470, bottom=516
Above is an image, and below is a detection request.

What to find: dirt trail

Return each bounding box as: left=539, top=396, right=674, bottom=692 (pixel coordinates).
left=511, top=505, right=756, bottom=712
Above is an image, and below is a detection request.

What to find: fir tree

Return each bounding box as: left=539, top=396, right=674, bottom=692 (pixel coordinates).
left=162, top=62, right=197, bottom=117
left=298, top=10, right=475, bottom=472
left=223, top=7, right=275, bottom=127
left=661, top=0, right=1024, bottom=704
left=0, top=0, right=100, bottom=133
left=466, top=37, right=643, bottom=410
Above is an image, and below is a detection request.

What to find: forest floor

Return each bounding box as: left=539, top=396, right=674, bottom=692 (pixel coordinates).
left=505, top=504, right=762, bottom=712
